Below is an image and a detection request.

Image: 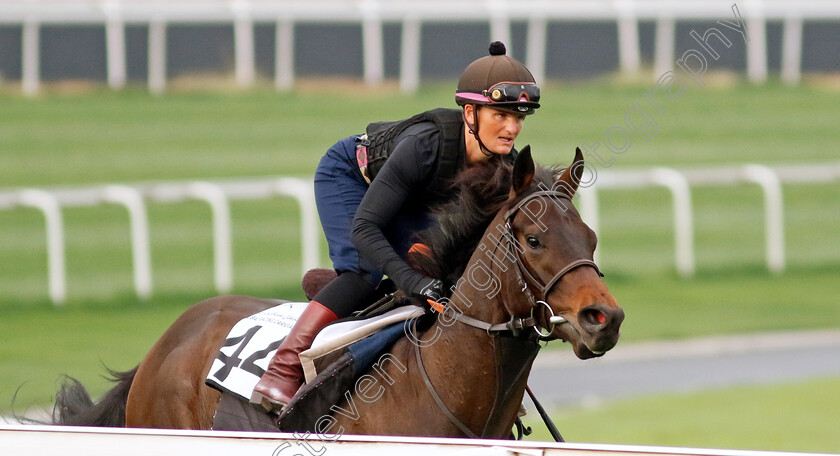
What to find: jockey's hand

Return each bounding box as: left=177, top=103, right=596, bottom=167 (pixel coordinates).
left=413, top=277, right=445, bottom=302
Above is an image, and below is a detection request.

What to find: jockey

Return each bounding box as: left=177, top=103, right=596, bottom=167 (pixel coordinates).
left=251, top=41, right=541, bottom=412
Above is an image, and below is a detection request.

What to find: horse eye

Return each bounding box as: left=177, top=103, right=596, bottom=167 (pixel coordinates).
left=526, top=235, right=541, bottom=249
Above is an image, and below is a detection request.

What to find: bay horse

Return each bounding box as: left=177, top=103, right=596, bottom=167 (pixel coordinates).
left=53, top=147, right=624, bottom=438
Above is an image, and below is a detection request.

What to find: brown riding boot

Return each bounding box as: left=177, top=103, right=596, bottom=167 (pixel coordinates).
left=250, top=300, right=338, bottom=412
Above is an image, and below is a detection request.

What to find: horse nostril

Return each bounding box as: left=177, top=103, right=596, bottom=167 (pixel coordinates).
left=580, top=308, right=607, bottom=327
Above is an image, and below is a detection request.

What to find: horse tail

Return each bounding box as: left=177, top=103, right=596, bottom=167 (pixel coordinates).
left=52, top=366, right=137, bottom=427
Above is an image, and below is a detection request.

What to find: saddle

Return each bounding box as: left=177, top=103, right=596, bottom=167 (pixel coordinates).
left=301, top=268, right=338, bottom=301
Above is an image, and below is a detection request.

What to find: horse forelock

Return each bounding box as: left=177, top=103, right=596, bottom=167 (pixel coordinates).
left=412, top=157, right=561, bottom=291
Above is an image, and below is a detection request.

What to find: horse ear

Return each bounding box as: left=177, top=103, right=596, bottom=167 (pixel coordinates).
left=556, top=147, right=584, bottom=197
left=511, top=145, right=535, bottom=196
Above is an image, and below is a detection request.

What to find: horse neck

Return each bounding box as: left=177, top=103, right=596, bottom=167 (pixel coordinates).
left=448, top=208, right=533, bottom=325
left=411, top=210, right=539, bottom=437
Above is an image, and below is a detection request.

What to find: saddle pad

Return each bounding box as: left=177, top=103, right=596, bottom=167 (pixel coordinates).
left=300, top=304, right=425, bottom=383
left=212, top=392, right=279, bottom=432
left=278, top=321, right=409, bottom=432
left=205, top=302, right=308, bottom=400
left=206, top=302, right=425, bottom=401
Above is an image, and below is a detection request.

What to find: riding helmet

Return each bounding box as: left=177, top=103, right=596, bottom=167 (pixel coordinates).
left=455, top=41, right=541, bottom=115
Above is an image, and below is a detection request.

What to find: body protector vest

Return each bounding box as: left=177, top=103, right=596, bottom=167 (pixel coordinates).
left=361, top=108, right=464, bottom=198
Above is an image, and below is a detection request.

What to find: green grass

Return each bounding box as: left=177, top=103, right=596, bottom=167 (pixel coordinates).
left=2, top=81, right=839, bottom=188
left=608, top=267, right=840, bottom=342
left=522, top=377, right=840, bottom=454
left=1, top=82, right=839, bottom=451
left=1, top=82, right=838, bottom=303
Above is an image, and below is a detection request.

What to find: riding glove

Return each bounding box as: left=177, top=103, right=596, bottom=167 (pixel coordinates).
left=413, top=277, right=445, bottom=301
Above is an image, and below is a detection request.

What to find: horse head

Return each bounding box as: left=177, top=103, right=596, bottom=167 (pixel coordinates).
left=493, top=146, right=624, bottom=359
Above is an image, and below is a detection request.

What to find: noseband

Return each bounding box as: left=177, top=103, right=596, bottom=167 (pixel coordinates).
left=452, top=190, right=603, bottom=340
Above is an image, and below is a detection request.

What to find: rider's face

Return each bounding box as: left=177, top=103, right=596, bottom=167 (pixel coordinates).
left=472, top=106, right=526, bottom=155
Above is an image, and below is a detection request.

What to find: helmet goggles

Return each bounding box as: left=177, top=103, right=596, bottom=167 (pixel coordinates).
left=457, top=81, right=540, bottom=115
left=484, top=82, right=540, bottom=104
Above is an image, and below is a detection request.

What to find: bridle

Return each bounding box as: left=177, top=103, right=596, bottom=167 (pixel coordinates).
left=451, top=189, right=603, bottom=340
left=412, top=189, right=604, bottom=438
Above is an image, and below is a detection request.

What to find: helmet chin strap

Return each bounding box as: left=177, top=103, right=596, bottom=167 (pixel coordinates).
left=463, top=106, right=495, bottom=158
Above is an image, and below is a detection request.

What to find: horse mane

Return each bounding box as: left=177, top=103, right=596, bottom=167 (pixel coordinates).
left=411, top=155, right=561, bottom=292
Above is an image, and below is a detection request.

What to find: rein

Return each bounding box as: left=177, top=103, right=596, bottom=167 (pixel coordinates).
left=413, top=190, right=601, bottom=439
left=411, top=319, right=540, bottom=439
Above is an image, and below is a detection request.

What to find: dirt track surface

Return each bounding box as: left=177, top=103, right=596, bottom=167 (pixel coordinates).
left=529, top=329, right=840, bottom=408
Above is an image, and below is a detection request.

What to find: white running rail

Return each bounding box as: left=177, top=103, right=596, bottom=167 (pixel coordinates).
left=1, top=424, right=838, bottom=456
left=2, top=162, right=840, bottom=305
left=573, top=161, right=840, bottom=278
left=2, top=0, right=840, bottom=95
left=0, top=176, right=318, bottom=306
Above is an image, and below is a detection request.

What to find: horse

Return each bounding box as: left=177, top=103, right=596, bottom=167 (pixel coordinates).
left=53, top=147, right=624, bottom=438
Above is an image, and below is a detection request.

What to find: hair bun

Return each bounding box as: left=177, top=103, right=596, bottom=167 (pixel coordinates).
left=488, top=41, right=506, bottom=56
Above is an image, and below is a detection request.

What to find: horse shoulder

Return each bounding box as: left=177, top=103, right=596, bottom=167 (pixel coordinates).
left=328, top=335, right=422, bottom=435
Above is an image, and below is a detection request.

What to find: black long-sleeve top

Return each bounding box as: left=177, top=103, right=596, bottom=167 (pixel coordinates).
left=350, top=121, right=465, bottom=293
